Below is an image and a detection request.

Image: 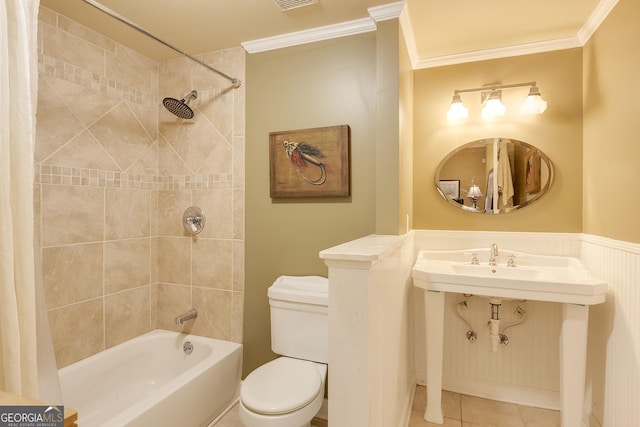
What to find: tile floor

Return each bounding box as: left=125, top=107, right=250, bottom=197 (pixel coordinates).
left=213, top=385, right=560, bottom=427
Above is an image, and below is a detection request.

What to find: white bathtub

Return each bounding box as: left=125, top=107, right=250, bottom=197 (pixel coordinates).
left=58, top=329, right=242, bottom=427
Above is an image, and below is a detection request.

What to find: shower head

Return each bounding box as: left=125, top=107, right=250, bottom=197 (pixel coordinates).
left=163, top=90, right=198, bottom=119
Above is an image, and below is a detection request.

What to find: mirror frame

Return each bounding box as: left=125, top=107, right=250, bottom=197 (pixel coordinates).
left=434, top=138, right=554, bottom=214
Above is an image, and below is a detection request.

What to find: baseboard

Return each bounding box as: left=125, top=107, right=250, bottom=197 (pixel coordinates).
left=443, top=374, right=560, bottom=410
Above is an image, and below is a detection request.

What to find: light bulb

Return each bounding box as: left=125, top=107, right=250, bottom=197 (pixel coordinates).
left=481, top=97, right=507, bottom=119
left=520, top=86, right=547, bottom=114
left=446, top=94, right=468, bottom=121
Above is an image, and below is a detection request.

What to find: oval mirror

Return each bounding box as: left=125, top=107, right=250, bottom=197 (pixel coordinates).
left=435, top=138, right=553, bottom=214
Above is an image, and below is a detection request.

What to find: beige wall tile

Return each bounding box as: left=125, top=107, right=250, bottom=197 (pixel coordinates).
left=191, top=287, right=232, bottom=340
left=233, top=136, right=245, bottom=188
left=197, top=93, right=233, bottom=138
left=192, top=238, right=232, bottom=289
left=195, top=133, right=232, bottom=175
left=105, top=45, right=158, bottom=93
left=37, top=14, right=244, bottom=367
left=44, top=130, right=120, bottom=171
left=49, top=299, right=103, bottom=368
left=157, top=190, right=191, bottom=237
left=89, top=102, right=154, bottom=171
left=41, top=23, right=104, bottom=74
left=57, top=14, right=116, bottom=54
left=38, top=7, right=57, bottom=27
left=150, top=237, right=158, bottom=284
left=157, top=237, right=191, bottom=285
left=158, top=142, right=193, bottom=176
left=105, top=188, right=151, bottom=240
left=36, top=77, right=85, bottom=162
left=45, top=75, right=121, bottom=128
left=150, top=191, right=158, bottom=238
left=128, top=102, right=158, bottom=145
left=105, top=238, right=151, bottom=294
left=105, top=287, right=151, bottom=348
left=231, top=291, right=244, bottom=344
left=192, top=189, right=233, bottom=239
left=43, top=243, right=103, bottom=309
left=168, top=118, right=228, bottom=173
left=156, top=283, right=191, bottom=331
left=41, top=185, right=104, bottom=246
left=233, top=189, right=244, bottom=240
left=233, top=240, right=244, bottom=292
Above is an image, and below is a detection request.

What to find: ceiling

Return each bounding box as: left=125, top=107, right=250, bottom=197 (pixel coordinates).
left=39, top=0, right=613, bottom=67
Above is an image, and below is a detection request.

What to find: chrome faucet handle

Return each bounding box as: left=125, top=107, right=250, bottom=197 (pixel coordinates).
left=464, top=252, right=480, bottom=265
left=507, top=255, right=517, bottom=267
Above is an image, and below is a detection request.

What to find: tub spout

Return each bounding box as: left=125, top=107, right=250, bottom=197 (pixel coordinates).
left=175, top=309, right=198, bottom=325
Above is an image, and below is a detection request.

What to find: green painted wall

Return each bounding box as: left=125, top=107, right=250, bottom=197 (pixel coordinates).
left=244, top=27, right=403, bottom=375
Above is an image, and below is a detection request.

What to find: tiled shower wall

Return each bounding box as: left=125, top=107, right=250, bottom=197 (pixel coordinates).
left=36, top=7, right=245, bottom=368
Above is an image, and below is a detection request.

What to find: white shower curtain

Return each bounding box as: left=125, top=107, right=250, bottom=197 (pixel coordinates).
left=0, top=0, right=41, bottom=398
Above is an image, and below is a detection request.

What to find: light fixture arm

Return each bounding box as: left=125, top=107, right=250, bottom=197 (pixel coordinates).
left=453, top=81, right=538, bottom=96
left=447, top=81, right=546, bottom=120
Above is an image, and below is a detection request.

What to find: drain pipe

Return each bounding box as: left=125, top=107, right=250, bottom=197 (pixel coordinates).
left=489, top=298, right=502, bottom=352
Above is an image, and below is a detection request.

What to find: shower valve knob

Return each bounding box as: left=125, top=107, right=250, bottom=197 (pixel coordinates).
left=183, top=206, right=206, bottom=235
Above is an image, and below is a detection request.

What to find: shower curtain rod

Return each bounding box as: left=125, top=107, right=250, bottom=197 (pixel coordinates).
left=79, top=0, right=242, bottom=88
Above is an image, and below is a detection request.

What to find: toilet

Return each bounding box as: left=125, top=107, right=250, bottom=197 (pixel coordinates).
left=239, top=275, right=328, bottom=427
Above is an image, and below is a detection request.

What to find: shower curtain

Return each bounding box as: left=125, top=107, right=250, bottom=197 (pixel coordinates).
left=0, top=0, right=41, bottom=398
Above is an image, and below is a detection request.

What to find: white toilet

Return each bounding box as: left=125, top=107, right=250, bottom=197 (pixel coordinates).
left=239, top=275, right=328, bottom=427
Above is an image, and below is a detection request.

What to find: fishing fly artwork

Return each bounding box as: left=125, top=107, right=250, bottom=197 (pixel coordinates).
left=269, top=125, right=350, bottom=198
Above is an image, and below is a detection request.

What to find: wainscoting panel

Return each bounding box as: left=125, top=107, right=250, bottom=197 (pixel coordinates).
left=582, top=235, right=640, bottom=427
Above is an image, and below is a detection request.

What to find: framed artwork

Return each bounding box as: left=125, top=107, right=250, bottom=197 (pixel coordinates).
left=524, top=149, right=541, bottom=193
left=269, top=125, right=350, bottom=198
left=438, top=180, right=460, bottom=199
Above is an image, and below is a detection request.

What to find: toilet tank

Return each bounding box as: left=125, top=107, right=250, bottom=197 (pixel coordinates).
left=268, top=276, right=328, bottom=364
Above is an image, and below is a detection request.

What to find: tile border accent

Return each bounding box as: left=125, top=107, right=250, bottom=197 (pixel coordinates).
left=38, top=54, right=156, bottom=107
left=34, top=163, right=233, bottom=190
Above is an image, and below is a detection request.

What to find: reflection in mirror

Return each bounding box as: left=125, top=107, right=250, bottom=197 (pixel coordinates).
left=435, top=138, right=553, bottom=214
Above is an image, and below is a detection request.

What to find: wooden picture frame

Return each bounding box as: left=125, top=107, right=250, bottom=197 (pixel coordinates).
left=524, top=149, right=541, bottom=193
left=269, top=125, right=350, bottom=198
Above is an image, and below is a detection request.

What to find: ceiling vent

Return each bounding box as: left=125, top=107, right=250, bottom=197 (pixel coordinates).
left=273, top=0, right=318, bottom=11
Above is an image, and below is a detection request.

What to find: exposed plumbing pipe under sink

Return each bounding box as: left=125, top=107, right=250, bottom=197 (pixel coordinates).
left=489, top=298, right=502, bottom=352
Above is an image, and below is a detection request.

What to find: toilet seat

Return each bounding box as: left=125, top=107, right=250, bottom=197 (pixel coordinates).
left=241, top=357, right=322, bottom=415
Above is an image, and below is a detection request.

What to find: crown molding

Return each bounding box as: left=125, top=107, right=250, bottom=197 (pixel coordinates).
left=577, top=0, right=619, bottom=44
left=241, top=0, right=616, bottom=64
left=413, top=37, right=582, bottom=69
left=368, top=1, right=405, bottom=22
left=242, top=1, right=404, bottom=53
left=399, top=3, right=419, bottom=66
left=242, top=17, right=376, bottom=53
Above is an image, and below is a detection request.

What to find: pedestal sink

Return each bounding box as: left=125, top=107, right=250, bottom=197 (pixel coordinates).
left=412, top=247, right=606, bottom=427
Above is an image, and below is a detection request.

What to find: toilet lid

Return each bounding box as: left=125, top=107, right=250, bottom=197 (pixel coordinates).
left=241, top=358, right=322, bottom=415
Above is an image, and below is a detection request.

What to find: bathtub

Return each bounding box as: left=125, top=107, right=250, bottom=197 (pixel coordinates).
left=58, top=329, right=242, bottom=427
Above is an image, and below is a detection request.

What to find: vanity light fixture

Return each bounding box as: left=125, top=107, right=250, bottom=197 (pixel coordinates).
left=446, top=81, right=547, bottom=121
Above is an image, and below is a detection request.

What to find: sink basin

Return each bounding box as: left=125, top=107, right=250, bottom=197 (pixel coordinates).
left=412, top=249, right=607, bottom=304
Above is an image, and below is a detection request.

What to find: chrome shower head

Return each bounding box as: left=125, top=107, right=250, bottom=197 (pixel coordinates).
left=163, top=90, right=198, bottom=119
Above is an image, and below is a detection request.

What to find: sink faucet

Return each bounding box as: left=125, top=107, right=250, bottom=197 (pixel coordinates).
left=175, top=308, right=198, bottom=326
left=489, top=243, right=499, bottom=266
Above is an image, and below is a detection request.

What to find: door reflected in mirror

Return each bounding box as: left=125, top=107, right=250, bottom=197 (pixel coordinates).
left=435, top=138, right=553, bottom=214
